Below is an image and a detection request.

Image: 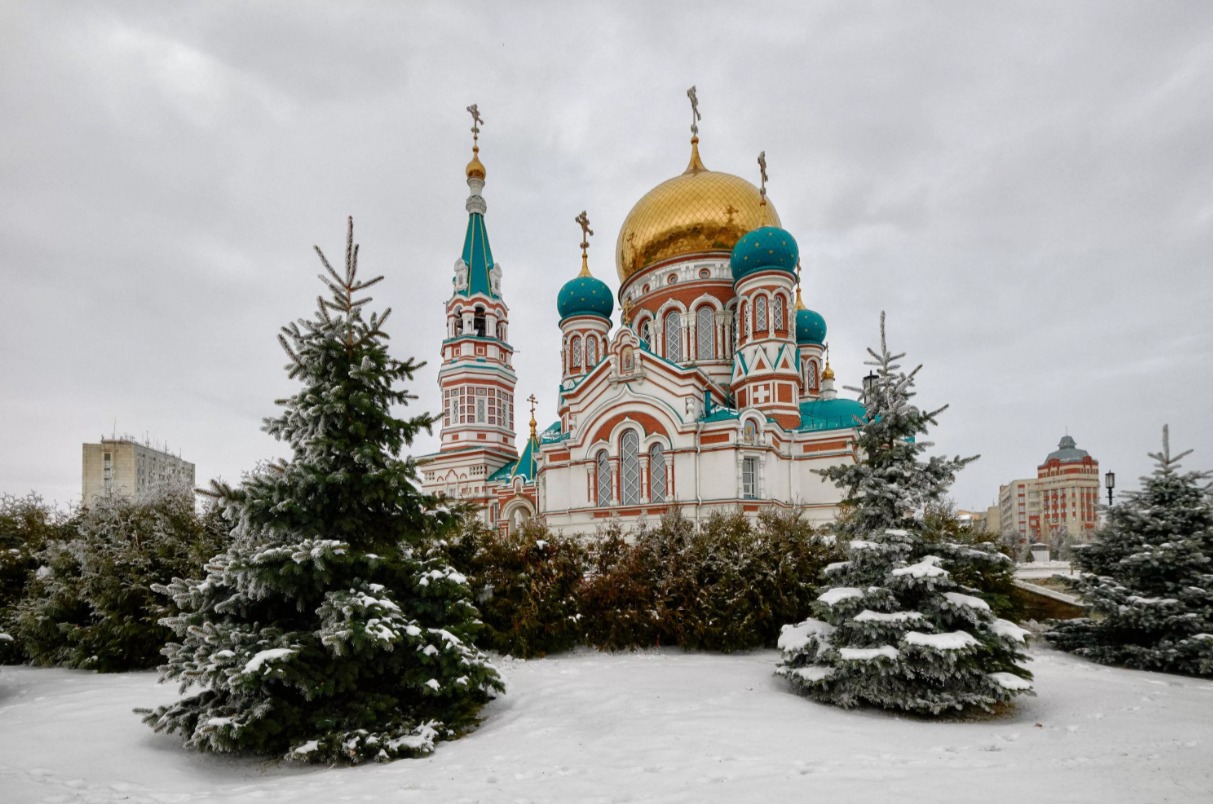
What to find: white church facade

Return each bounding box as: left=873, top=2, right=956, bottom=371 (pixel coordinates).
left=419, top=98, right=865, bottom=537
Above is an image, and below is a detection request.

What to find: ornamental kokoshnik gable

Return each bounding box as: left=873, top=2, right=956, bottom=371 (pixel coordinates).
left=418, top=95, right=865, bottom=536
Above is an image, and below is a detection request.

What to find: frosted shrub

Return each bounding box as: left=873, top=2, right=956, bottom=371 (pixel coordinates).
left=778, top=313, right=1032, bottom=714
left=141, top=220, right=503, bottom=764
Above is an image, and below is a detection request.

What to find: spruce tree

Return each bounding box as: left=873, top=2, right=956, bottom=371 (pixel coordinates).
left=1047, top=427, right=1213, bottom=677
left=778, top=313, right=1033, bottom=714
left=142, top=219, right=503, bottom=763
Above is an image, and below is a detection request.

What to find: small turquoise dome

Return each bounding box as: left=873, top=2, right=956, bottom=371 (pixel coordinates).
left=730, top=226, right=799, bottom=283
left=557, top=273, right=614, bottom=321
left=796, top=307, right=827, bottom=345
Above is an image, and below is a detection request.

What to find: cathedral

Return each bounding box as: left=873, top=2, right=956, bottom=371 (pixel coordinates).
left=418, top=96, right=865, bottom=536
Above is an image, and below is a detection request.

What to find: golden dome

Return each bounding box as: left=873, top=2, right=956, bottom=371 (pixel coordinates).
left=466, top=146, right=486, bottom=181
left=616, top=138, right=780, bottom=283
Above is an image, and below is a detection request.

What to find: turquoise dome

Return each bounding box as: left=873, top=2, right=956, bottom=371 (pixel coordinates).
left=796, top=307, right=827, bottom=345
left=557, top=274, right=614, bottom=321
left=730, top=226, right=799, bottom=283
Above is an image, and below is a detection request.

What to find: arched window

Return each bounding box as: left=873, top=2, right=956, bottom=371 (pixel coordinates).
left=586, top=336, right=598, bottom=367
left=570, top=335, right=582, bottom=372
left=755, top=295, right=768, bottom=334
left=664, top=311, right=682, bottom=363
left=621, top=431, right=640, bottom=505
left=742, top=302, right=751, bottom=338
left=638, top=318, right=651, bottom=349
left=773, top=294, right=784, bottom=331
left=696, top=306, right=715, bottom=360
left=497, top=321, right=507, bottom=341
left=596, top=451, right=612, bottom=506
left=649, top=443, right=666, bottom=504
left=729, top=305, right=738, bottom=353
left=454, top=307, right=464, bottom=335
left=474, top=306, right=486, bottom=337
left=806, top=360, right=818, bottom=390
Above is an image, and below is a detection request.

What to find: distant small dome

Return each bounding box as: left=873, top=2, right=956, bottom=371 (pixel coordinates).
left=730, top=225, right=798, bottom=283
left=1046, top=435, right=1091, bottom=463
left=558, top=273, right=614, bottom=321
left=796, top=307, right=827, bottom=345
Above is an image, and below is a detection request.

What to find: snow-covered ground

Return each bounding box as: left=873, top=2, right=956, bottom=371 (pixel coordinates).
left=2, top=646, right=1211, bottom=803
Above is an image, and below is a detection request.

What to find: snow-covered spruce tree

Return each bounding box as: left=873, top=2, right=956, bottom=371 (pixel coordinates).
left=777, top=312, right=1032, bottom=714
left=1047, top=427, right=1213, bottom=677
left=142, top=219, right=503, bottom=764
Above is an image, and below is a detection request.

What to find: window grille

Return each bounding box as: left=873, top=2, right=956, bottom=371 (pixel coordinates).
left=571, top=336, right=582, bottom=371
left=742, top=457, right=757, bottom=499
left=586, top=337, right=597, bottom=366
left=596, top=451, right=612, bottom=506
left=621, top=431, right=640, bottom=505
left=773, top=294, right=784, bottom=330
left=696, top=306, right=714, bottom=360
left=755, top=295, right=768, bottom=333
left=665, top=311, right=682, bottom=362
left=649, top=444, right=666, bottom=503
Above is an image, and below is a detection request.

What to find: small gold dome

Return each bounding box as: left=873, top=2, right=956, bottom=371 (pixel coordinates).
left=822, top=363, right=835, bottom=381
left=615, top=138, right=780, bottom=283
left=466, top=147, right=486, bottom=181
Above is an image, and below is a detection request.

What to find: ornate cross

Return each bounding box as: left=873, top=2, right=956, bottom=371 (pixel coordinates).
left=575, top=210, right=594, bottom=255
left=466, top=104, right=483, bottom=145
left=528, top=394, right=538, bottom=418
left=758, top=151, right=768, bottom=202
left=687, top=86, right=701, bottom=136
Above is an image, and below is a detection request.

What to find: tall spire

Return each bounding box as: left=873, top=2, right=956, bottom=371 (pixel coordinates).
left=458, top=103, right=497, bottom=298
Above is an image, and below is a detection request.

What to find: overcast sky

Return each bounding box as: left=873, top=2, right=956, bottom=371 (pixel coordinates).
left=3, top=1, right=1211, bottom=514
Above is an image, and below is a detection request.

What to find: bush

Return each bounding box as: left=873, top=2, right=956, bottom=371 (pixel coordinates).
left=9, top=488, right=227, bottom=671
left=0, top=493, right=74, bottom=663
left=451, top=520, right=587, bottom=658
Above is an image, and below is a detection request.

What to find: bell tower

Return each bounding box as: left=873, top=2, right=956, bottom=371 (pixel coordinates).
left=435, top=105, right=518, bottom=480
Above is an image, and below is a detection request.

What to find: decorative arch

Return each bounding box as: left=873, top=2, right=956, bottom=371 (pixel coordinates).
left=754, top=294, right=768, bottom=335
left=772, top=293, right=785, bottom=332
left=595, top=449, right=612, bottom=506
left=570, top=334, right=583, bottom=372
left=585, top=335, right=598, bottom=367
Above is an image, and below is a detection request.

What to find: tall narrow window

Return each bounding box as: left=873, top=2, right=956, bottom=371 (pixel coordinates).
left=586, top=336, right=597, bottom=366
left=806, top=361, right=818, bottom=390
left=474, top=306, right=486, bottom=337
left=755, top=295, right=768, bottom=334
left=571, top=335, right=582, bottom=372
left=730, top=305, right=738, bottom=353
left=742, top=457, right=758, bottom=499
left=596, top=451, right=612, bottom=506
left=773, top=294, right=784, bottom=331
left=664, top=311, right=682, bottom=362
left=696, top=306, right=714, bottom=360
left=649, top=444, right=666, bottom=504
left=639, top=319, right=651, bottom=349
left=621, top=431, right=640, bottom=505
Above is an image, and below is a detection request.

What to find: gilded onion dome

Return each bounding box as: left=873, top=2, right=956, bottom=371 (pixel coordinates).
left=615, top=138, right=780, bottom=282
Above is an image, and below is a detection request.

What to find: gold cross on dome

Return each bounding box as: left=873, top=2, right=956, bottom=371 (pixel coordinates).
left=575, top=211, right=594, bottom=254
left=687, top=86, right=701, bottom=136
left=528, top=394, right=538, bottom=418
left=758, top=151, right=768, bottom=201
left=466, top=104, right=483, bottom=143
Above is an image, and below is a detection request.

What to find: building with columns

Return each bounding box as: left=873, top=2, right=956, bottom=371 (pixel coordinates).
left=419, top=101, right=865, bottom=536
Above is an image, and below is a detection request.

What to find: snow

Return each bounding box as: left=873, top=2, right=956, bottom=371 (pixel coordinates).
left=791, top=666, right=834, bottom=683
left=854, top=610, right=923, bottom=623
left=904, top=631, right=978, bottom=650
left=991, top=619, right=1032, bottom=643
left=2, top=647, right=1212, bottom=802
left=777, top=619, right=835, bottom=652
left=943, top=592, right=990, bottom=611
left=818, top=587, right=864, bottom=606
left=241, top=648, right=294, bottom=674
left=892, top=555, right=948, bottom=579
left=989, top=672, right=1034, bottom=692
left=839, top=646, right=900, bottom=661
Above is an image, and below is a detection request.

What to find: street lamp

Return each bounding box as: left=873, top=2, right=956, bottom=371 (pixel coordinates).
left=1104, top=470, right=1115, bottom=507
left=862, top=371, right=878, bottom=402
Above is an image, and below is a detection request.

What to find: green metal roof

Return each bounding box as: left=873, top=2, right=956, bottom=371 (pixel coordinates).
left=458, top=211, right=497, bottom=299
left=798, top=398, right=866, bottom=433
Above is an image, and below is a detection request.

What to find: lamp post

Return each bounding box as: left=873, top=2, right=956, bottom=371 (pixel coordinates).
left=1104, top=470, right=1115, bottom=507
left=862, top=371, right=878, bottom=402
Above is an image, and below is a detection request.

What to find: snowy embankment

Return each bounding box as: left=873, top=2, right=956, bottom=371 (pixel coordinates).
left=2, top=647, right=1211, bottom=803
